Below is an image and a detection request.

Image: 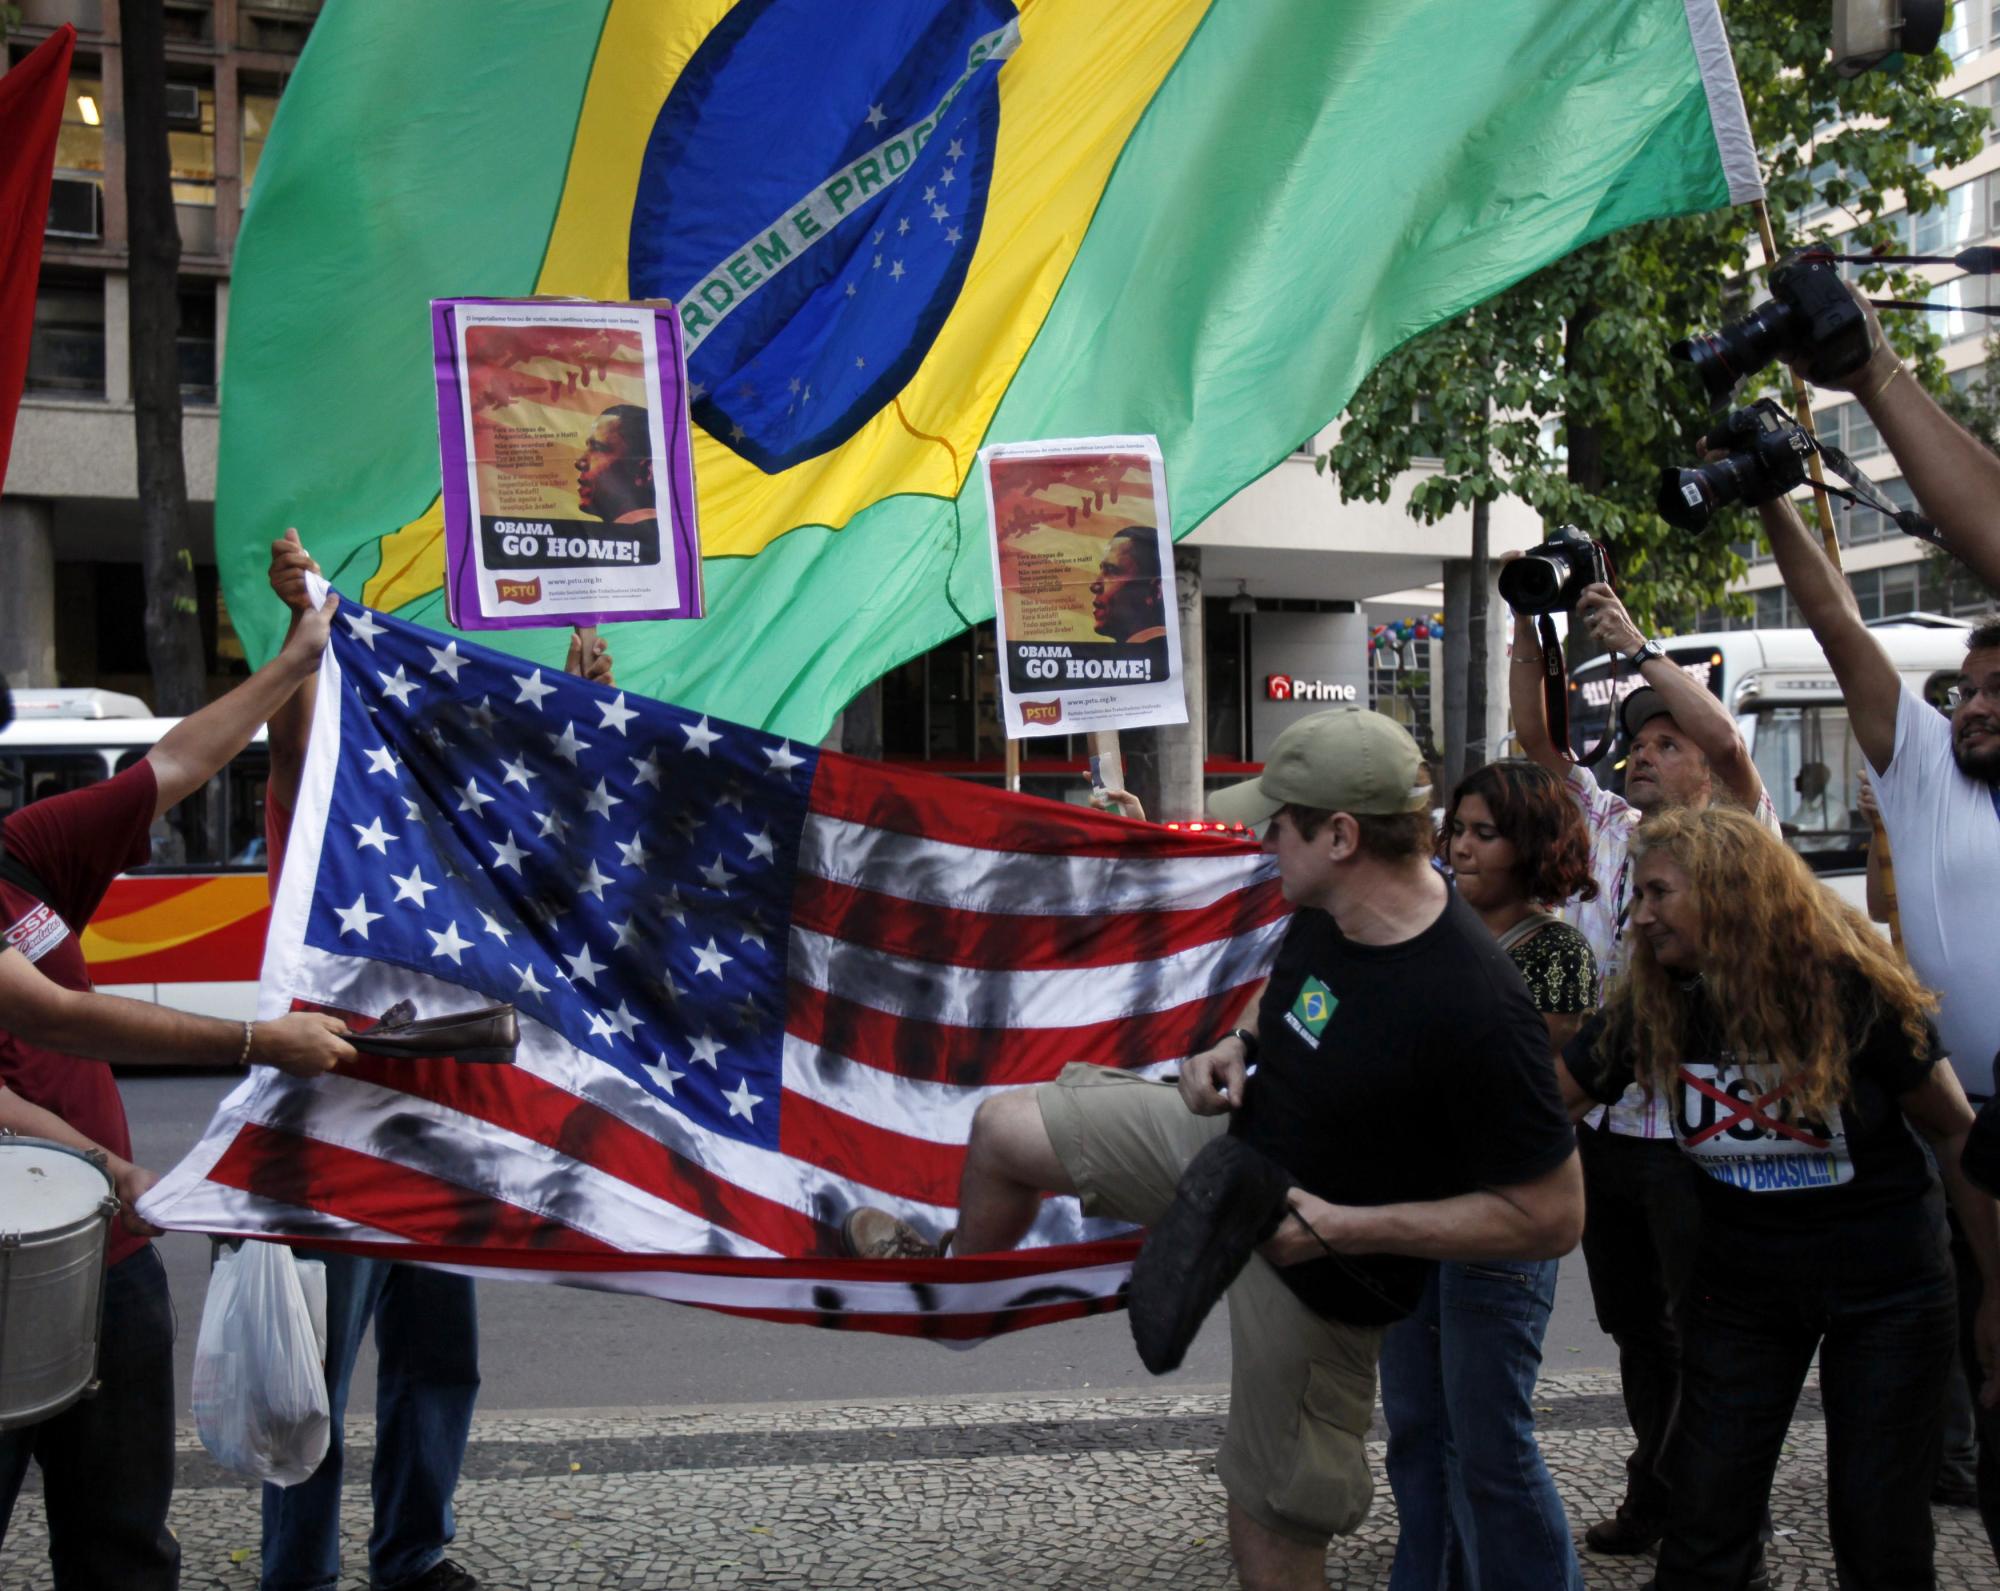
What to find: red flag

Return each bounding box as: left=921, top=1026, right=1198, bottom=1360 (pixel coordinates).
left=0, top=24, right=76, bottom=490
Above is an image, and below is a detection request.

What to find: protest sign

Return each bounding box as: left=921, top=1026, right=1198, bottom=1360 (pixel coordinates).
left=981, top=436, right=1186, bottom=739
left=433, top=297, right=701, bottom=630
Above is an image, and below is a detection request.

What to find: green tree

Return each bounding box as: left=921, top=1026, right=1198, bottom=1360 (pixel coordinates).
left=1321, top=6, right=1985, bottom=632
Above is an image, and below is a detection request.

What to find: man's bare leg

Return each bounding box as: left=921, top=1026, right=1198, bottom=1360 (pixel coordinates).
left=953, top=1088, right=1077, bottom=1254
left=1227, top=1502, right=1327, bottom=1591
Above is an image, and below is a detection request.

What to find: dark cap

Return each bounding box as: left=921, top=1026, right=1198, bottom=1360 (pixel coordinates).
left=1620, top=686, right=1676, bottom=738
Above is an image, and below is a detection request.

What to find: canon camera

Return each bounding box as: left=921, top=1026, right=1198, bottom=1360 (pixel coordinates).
left=1497, top=525, right=1611, bottom=616
left=1657, top=399, right=1815, bottom=533
left=1671, top=254, right=1872, bottom=404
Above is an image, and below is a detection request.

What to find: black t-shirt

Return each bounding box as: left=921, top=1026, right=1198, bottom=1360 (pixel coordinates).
left=1231, top=891, right=1577, bottom=1326
left=1569, top=977, right=1941, bottom=1277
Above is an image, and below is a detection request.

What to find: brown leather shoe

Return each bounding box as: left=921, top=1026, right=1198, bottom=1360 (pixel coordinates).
left=842, top=1207, right=948, bottom=1260
left=349, top=1001, right=519, bottom=1066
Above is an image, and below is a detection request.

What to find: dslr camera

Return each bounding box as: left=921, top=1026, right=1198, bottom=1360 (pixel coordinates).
left=1657, top=399, right=1814, bottom=532
left=1497, top=525, right=1611, bottom=615
left=1672, top=254, right=1873, bottom=403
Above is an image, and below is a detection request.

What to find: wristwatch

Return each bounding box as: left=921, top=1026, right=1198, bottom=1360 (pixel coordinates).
left=1627, top=638, right=1665, bottom=667
left=1229, top=1027, right=1260, bottom=1059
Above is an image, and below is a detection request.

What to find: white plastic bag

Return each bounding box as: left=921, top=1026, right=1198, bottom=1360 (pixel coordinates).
left=191, top=1241, right=331, bottom=1486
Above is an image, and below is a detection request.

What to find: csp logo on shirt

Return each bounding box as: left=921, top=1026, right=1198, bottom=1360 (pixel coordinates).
left=1284, top=976, right=1336, bottom=1049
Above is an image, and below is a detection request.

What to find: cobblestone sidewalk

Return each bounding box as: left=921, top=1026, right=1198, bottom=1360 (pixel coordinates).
left=4, top=1370, right=1995, bottom=1589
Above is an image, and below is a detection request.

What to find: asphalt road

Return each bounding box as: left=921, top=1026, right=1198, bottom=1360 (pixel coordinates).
left=119, top=1071, right=1617, bottom=1416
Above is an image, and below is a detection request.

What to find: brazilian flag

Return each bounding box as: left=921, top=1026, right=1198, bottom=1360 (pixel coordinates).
left=219, top=0, right=1759, bottom=740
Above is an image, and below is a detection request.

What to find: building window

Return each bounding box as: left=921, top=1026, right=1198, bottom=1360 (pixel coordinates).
left=167, top=78, right=217, bottom=208
left=239, top=0, right=322, bottom=53
left=26, top=273, right=105, bottom=396
left=241, top=83, right=283, bottom=201
left=55, top=68, right=104, bottom=178
left=179, top=281, right=218, bottom=403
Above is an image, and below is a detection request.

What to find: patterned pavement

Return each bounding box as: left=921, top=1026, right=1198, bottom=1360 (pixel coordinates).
left=5, top=1369, right=1997, bottom=1589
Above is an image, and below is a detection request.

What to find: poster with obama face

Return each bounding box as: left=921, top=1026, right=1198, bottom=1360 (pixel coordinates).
left=980, top=435, right=1186, bottom=739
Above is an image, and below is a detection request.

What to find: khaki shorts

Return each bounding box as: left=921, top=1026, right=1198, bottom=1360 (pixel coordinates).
left=1036, top=1063, right=1382, bottom=1544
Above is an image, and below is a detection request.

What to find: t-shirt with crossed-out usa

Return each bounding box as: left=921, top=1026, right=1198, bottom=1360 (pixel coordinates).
left=1568, top=974, right=1941, bottom=1279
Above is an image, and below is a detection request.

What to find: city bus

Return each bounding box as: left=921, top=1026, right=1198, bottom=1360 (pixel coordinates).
left=0, top=690, right=271, bottom=1020
left=1564, top=615, right=1974, bottom=906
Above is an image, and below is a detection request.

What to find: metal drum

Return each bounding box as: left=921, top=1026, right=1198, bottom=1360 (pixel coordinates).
left=0, top=1137, right=117, bottom=1431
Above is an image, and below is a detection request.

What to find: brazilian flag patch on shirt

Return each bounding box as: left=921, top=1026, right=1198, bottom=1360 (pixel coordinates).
left=1285, top=976, right=1337, bottom=1048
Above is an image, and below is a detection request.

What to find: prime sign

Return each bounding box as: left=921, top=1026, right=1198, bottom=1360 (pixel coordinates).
left=1266, top=674, right=1359, bottom=703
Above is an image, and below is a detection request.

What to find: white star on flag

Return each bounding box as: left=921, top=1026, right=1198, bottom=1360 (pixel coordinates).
left=364, top=747, right=399, bottom=777
left=699, top=855, right=737, bottom=890
left=563, top=943, right=606, bottom=986
left=549, top=723, right=590, bottom=764
left=611, top=916, right=641, bottom=950
left=765, top=742, right=805, bottom=776
left=596, top=693, right=638, bottom=735
left=512, top=669, right=556, bottom=709
left=427, top=641, right=466, bottom=681
left=646, top=1055, right=685, bottom=1096
left=616, top=833, right=651, bottom=869
left=584, top=779, right=624, bottom=818
left=692, top=938, right=734, bottom=979
left=456, top=778, right=494, bottom=815
left=608, top=1001, right=642, bottom=1039
left=427, top=921, right=472, bottom=963
left=744, top=828, right=776, bottom=862
left=490, top=831, right=526, bottom=872
left=511, top=962, right=549, bottom=997
left=724, top=1079, right=764, bottom=1123
left=478, top=909, right=512, bottom=945
left=391, top=865, right=437, bottom=908
left=865, top=103, right=886, bottom=128
left=500, top=754, right=537, bottom=789
left=576, top=860, right=614, bottom=900
left=687, top=1031, right=726, bottom=1068
left=890, top=260, right=906, bottom=281
left=628, top=750, right=663, bottom=788
left=335, top=894, right=382, bottom=938
left=682, top=717, right=721, bottom=756
left=377, top=666, right=419, bottom=706
left=466, top=696, right=498, bottom=733
left=343, top=609, right=384, bottom=649
left=352, top=816, right=395, bottom=854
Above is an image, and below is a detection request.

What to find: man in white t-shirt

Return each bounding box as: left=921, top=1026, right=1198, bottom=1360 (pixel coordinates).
left=1760, top=489, right=2000, bottom=1562
left=1511, top=582, right=1776, bottom=1562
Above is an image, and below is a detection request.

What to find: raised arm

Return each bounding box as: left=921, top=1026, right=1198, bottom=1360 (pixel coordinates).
left=264, top=529, right=323, bottom=814
left=1509, top=611, right=1568, bottom=776
left=1813, top=286, right=2000, bottom=595
left=1757, top=495, right=1903, bottom=774
left=145, top=585, right=336, bottom=818
left=1575, top=583, right=1763, bottom=811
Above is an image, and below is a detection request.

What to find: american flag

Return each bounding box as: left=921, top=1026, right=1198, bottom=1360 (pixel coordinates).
left=142, top=590, right=1287, bottom=1338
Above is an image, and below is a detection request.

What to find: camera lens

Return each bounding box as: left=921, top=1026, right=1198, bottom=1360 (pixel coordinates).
left=1657, top=467, right=1720, bottom=532
left=1670, top=299, right=1802, bottom=403
left=1497, top=551, right=1570, bottom=613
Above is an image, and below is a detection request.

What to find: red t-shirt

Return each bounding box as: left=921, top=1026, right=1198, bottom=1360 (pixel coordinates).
left=0, top=761, right=158, bottom=1265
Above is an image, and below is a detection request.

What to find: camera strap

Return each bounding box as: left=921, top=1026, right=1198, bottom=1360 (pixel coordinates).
left=1809, top=437, right=1948, bottom=553
left=1538, top=613, right=1620, bottom=767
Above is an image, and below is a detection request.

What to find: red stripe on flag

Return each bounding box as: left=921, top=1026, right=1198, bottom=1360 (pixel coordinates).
left=784, top=981, right=1262, bottom=1088
left=207, top=1124, right=622, bottom=1254
left=778, top=1090, right=965, bottom=1207
left=810, top=748, right=1266, bottom=857
left=681, top=1291, right=1129, bottom=1340
left=790, top=872, right=1288, bottom=971
left=283, top=1015, right=838, bottom=1258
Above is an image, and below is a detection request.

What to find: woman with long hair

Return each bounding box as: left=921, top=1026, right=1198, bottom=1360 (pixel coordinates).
left=1562, top=804, right=1998, bottom=1589
left=1380, top=759, right=1597, bottom=1590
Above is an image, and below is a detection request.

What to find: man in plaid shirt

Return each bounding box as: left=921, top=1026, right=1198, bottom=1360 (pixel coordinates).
left=1511, top=577, right=1774, bottom=1563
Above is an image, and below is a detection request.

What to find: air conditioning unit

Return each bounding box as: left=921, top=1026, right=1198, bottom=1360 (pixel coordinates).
left=44, top=177, right=102, bottom=242
left=165, top=83, right=203, bottom=125
left=1833, top=0, right=1946, bottom=76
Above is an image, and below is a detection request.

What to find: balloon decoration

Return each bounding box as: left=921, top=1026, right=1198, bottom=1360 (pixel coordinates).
left=1368, top=612, right=1446, bottom=657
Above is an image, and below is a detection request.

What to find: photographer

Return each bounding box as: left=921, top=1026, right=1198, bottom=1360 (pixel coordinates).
left=1758, top=483, right=2000, bottom=1557
left=1510, top=574, right=1773, bottom=1561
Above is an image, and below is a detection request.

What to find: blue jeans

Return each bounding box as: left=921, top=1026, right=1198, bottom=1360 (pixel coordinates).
left=261, top=1254, right=480, bottom=1591
left=0, top=1244, right=180, bottom=1589
left=1659, top=1254, right=1954, bottom=1589
left=1380, top=1258, right=1582, bottom=1591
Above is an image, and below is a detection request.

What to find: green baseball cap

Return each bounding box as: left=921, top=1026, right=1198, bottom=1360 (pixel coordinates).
left=1209, top=708, right=1430, bottom=826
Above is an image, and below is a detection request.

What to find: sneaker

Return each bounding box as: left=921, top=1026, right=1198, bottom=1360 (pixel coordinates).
left=376, top=1560, right=480, bottom=1591
left=1585, top=1510, right=1662, bottom=1555
left=842, top=1207, right=947, bottom=1260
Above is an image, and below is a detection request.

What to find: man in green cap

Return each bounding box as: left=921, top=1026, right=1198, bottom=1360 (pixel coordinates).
left=845, top=707, right=1582, bottom=1591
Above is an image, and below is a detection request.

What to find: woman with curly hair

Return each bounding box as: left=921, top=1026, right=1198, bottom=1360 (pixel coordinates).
left=1381, top=760, right=1598, bottom=1591
left=1561, top=803, right=2000, bottom=1590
